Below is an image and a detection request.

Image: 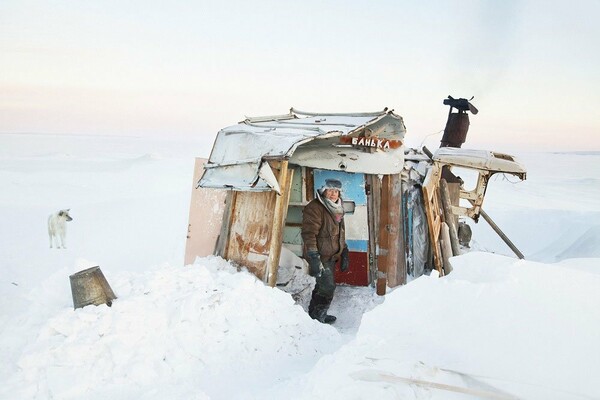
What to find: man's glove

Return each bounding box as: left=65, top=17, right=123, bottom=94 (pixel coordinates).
left=307, top=251, right=323, bottom=277
left=341, top=246, right=350, bottom=272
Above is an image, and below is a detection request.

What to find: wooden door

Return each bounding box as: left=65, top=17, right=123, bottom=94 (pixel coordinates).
left=313, top=170, right=369, bottom=286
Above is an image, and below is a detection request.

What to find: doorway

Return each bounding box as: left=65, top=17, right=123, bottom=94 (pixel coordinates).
left=313, top=169, right=369, bottom=286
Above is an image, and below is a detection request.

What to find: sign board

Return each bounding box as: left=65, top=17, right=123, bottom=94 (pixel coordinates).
left=339, top=135, right=402, bottom=150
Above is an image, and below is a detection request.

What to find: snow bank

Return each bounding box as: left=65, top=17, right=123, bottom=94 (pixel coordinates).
left=469, top=151, right=600, bottom=262
left=270, top=252, right=600, bottom=399
left=2, top=135, right=599, bottom=400
left=0, top=257, right=341, bottom=400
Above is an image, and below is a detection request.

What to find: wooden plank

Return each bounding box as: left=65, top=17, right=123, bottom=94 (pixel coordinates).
left=365, top=175, right=376, bottom=286
left=184, top=158, right=228, bottom=265
left=378, top=174, right=406, bottom=288
left=288, top=165, right=303, bottom=203
left=305, top=167, right=314, bottom=202
left=377, top=175, right=391, bottom=294
left=396, top=177, right=407, bottom=285
left=440, top=179, right=461, bottom=256
left=440, top=222, right=453, bottom=274
left=366, top=175, right=386, bottom=294
left=350, top=370, right=519, bottom=400
left=267, top=162, right=293, bottom=287
left=447, top=182, right=460, bottom=227
left=365, top=175, right=378, bottom=288
left=401, top=180, right=411, bottom=274
left=421, top=166, right=444, bottom=275
left=215, top=190, right=236, bottom=259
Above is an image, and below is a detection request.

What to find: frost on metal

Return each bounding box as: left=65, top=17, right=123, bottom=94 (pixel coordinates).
left=198, top=108, right=407, bottom=191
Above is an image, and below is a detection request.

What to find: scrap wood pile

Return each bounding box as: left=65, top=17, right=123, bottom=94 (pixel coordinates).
left=412, top=96, right=525, bottom=277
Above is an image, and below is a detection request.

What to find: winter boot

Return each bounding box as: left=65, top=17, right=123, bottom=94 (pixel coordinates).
left=321, top=314, right=337, bottom=324
left=309, top=292, right=336, bottom=324
left=310, top=308, right=336, bottom=324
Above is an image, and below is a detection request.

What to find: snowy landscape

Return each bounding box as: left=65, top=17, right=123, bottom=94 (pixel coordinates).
left=1, top=133, right=599, bottom=400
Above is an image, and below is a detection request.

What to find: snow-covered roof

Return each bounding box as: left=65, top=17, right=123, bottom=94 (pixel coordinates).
left=433, top=147, right=527, bottom=177
left=199, top=108, right=406, bottom=192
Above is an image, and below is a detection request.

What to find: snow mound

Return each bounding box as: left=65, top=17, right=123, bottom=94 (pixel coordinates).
left=2, top=257, right=341, bottom=400
left=555, top=225, right=600, bottom=260
left=276, top=247, right=315, bottom=307
left=269, top=252, right=600, bottom=399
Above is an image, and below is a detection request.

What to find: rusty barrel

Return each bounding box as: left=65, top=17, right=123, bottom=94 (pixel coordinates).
left=69, top=266, right=117, bottom=309
left=440, top=112, right=470, bottom=148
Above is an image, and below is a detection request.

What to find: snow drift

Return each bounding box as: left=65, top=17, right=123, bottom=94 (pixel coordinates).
left=1, top=134, right=599, bottom=399
left=1, top=258, right=341, bottom=400
left=268, top=252, right=600, bottom=399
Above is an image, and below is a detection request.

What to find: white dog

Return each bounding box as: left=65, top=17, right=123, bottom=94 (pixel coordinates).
left=48, top=209, right=73, bottom=249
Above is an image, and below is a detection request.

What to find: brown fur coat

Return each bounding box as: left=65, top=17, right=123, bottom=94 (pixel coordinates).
left=301, top=197, right=346, bottom=262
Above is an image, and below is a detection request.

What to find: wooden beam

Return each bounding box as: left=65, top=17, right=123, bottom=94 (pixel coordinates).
left=446, top=182, right=460, bottom=227
left=305, top=167, right=314, bottom=203
left=397, top=179, right=407, bottom=284
left=378, top=175, right=391, bottom=294
left=440, top=179, right=461, bottom=256
left=440, top=222, right=453, bottom=274
left=421, top=166, right=444, bottom=275
left=266, top=161, right=293, bottom=287
left=379, top=174, right=406, bottom=287
left=216, top=190, right=236, bottom=259
left=366, top=175, right=384, bottom=293
left=469, top=200, right=525, bottom=259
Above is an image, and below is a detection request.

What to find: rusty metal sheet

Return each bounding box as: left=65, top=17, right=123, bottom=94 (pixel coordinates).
left=199, top=109, right=407, bottom=190
left=199, top=162, right=278, bottom=192
left=226, top=190, right=278, bottom=280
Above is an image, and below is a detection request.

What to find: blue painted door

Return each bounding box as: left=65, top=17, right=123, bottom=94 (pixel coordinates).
left=313, top=170, right=369, bottom=286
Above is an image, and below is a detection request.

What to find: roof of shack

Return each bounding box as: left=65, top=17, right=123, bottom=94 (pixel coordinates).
left=433, top=147, right=527, bottom=178
left=199, top=108, right=406, bottom=192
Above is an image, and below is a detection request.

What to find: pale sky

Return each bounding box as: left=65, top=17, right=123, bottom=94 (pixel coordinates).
left=1, top=0, right=599, bottom=151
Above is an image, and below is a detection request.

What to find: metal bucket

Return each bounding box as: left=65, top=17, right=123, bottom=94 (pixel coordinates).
left=69, top=266, right=117, bottom=309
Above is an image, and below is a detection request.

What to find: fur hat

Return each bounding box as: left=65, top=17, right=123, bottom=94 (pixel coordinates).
left=319, top=179, right=343, bottom=194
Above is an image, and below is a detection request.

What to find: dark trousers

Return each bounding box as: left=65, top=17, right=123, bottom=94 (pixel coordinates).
left=308, top=260, right=336, bottom=319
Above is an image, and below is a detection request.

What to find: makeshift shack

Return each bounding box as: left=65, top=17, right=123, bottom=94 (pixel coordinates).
left=185, top=107, right=526, bottom=295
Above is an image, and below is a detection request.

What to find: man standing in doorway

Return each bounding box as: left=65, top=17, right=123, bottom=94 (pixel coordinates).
left=301, top=178, right=350, bottom=324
